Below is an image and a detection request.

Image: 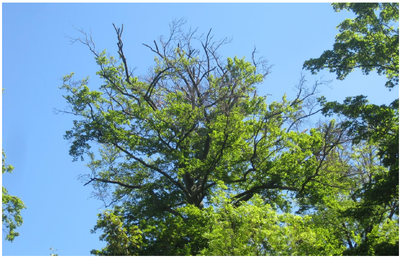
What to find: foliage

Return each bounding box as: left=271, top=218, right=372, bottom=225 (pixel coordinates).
left=137, top=204, right=210, bottom=255
left=201, top=193, right=345, bottom=256
left=90, top=209, right=142, bottom=256
left=2, top=150, right=27, bottom=242
left=303, top=3, right=399, bottom=88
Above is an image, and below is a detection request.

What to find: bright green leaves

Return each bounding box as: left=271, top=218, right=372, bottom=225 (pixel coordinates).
left=201, top=193, right=344, bottom=256
left=2, top=150, right=27, bottom=242
left=2, top=150, right=14, bottom=175
left=61, top=73, right=103, bottom=115
left=2, top=187, right=26, bottom=242
left=60, top=68, right=146, bottom=161
left=95, top=50, right=128, bottom=90
left=90, top=209, right=143, bottom=256
left=304, top=3, right=399, bottom=88
left=225, top=56, right=263, bottom=90
left=95, top=50, right=110, bottom=66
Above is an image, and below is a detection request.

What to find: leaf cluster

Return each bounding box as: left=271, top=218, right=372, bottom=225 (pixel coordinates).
left=2, top=150, right=27, bottom=242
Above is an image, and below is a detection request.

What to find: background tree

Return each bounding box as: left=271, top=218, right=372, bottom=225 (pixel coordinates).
left=60, top=20, right=351, bottom=255
left=303, top=3, right=399, bottom=255
left=303, top=3, right=399, bottom=88
left=2, top=149, right=27, bottom=242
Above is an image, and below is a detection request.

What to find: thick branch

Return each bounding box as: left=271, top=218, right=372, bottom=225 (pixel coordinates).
left=341, top=223, right=354, bottom=249
left=84, top=177, right=142, bottom=189
left=148, top=189, right=185, bottom=220
left=232, top=181, right=297, bottom=206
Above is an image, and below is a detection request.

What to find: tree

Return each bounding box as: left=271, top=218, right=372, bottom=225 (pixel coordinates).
left=303, top=3, right=399, bottom=88
left=2, top=149, right=27, bottom=242
left=303, top=3, right=399, bottom=255
left=60, top=21, right=352, bottom=255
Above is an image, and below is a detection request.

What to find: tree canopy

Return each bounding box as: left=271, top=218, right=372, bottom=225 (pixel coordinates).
left=60, top=4, right=399, bottom=255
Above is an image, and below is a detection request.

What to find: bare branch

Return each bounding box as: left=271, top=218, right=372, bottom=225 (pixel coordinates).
left=113, top=23, right=134, bottom=86
left=67, top=26, right=98, bottom=57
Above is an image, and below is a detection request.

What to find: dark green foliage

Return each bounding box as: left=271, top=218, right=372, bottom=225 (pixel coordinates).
left=304, top=3, right=399, bottom=88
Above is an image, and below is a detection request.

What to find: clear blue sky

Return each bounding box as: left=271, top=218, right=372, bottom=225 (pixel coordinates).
left=2, top=2, right=398, bottom=256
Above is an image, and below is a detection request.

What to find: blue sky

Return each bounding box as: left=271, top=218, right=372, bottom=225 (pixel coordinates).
left=2, top=2, right=398, bottom=256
